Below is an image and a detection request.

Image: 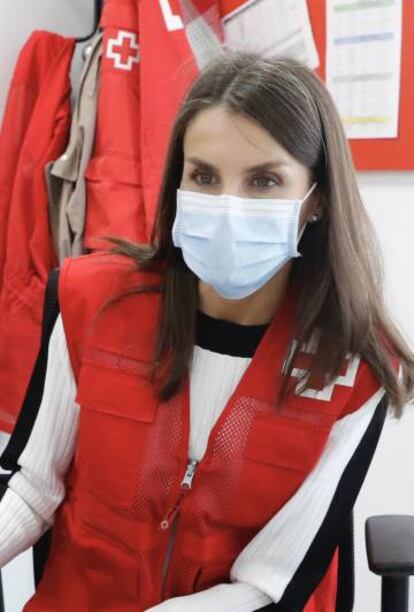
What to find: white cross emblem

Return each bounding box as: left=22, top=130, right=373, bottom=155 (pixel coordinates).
left=284, top=329, right=361, bottom=401
left=106, top=31, right=140, bottom=71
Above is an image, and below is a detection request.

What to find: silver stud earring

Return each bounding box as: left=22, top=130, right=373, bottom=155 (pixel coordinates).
left=308, top=213, right=320, bottom=223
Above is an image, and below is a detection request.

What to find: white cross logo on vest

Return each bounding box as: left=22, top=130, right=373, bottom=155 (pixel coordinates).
left=106, top=31, right=140, bottom=71
left=284, top=329, right=361, bottom=401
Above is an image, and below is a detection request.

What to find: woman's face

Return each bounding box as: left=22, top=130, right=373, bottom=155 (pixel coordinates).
left=179, top=105, right=320, bottom=227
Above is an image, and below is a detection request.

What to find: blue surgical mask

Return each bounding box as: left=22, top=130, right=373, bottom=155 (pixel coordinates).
left=172, top=183, right=317, bottom=300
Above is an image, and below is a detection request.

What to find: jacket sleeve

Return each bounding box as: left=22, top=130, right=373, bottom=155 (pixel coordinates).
left=146, top=384, right=388, bottom=612
left=0, top=314, right=79, bottom=568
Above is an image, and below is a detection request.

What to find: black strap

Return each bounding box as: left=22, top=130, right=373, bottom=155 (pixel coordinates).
left=335, top=510, right=355, bottom=611
left=0, top=268, right=60, bottom=472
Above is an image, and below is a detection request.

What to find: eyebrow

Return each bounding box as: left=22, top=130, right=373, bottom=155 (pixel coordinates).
left=186, top=156, right=289, bottom=173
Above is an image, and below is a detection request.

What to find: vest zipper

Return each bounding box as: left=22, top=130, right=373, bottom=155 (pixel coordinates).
left=158, top=459, right=198, bottom=597
left=158, top=459, right=198, bottom=531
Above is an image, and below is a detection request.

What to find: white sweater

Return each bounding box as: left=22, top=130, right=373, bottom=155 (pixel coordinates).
left=0, top=313, right=386, bottom=611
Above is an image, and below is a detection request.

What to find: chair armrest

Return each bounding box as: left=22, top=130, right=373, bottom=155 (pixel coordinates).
left=365, top=515, right=414, bottom=577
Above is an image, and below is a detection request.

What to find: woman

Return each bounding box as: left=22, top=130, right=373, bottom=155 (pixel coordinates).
left=0, top=51, right=413, bottom=612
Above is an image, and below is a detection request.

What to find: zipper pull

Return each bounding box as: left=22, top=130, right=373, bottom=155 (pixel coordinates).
left=159, top=459, right=198, bottom=531
left=159, top=499, right=182, bottom=531
left=180, top=459, right=198, bottom=489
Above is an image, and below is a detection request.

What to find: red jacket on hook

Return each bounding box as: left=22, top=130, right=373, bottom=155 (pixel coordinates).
left=83, top=0, right=147, bottom=249
left=0, top=32, right=74, bottom=432
left=22, top=252, right=391, bottom=611
left=85, top=0, right=223, bottom=249
left=0, top=1, right=223, bottom=432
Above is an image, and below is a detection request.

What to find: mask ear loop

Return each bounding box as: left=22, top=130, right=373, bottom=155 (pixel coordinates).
left=302, top=181, right=318, bottom=203
left=297, top=182, right=318, bottom=242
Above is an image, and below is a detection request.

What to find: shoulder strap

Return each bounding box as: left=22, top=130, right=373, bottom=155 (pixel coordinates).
left=0, top=268, right=60, bottom=471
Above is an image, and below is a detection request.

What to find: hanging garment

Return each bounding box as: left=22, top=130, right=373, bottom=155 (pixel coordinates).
left=0, top=32, right=76, bottom=297
left=45, top=30, right=103, bottom=263
left=12, top=251, right=395, bottom=611
left=82, top=0, right=147, bottom=249
left=0, top=32, right=66, bottom=297
left=0, top=32, right=75, bottom=433
left=83, top=0, right=223, bottom=249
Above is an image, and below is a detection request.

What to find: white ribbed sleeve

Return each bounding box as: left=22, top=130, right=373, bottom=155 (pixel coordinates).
left=0, top=314, right=78, bottom=567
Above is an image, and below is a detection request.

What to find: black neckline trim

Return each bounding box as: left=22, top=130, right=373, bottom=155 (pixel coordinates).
left=195, top=308, right=270, bottom=358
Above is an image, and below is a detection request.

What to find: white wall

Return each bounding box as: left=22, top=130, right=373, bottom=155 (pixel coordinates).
left=355, top=174, right=414, bottom=612
left=0, top=0, right=93, bottom=120
left=0, top=3, right=413, bottom=611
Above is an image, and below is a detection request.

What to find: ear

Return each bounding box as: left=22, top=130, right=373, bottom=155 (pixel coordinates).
left=307, top=195, right=324, bottom=223
left=313, top=186, right=325, bottom=214
left=314, top=201, right=324, bottom=217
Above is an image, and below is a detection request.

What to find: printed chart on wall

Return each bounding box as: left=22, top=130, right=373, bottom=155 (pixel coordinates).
left=221, top=0, right=413, bottom=169
left=326, top=0, right=402, bottom=140
left=307, top=0, right=414, bottom=170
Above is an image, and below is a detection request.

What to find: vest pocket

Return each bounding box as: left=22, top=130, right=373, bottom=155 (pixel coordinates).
left=234, top=414, right=331, bottom=526
left=75, top=358, right=158, bottom=510
left=244, top=413, right=330, bottom=473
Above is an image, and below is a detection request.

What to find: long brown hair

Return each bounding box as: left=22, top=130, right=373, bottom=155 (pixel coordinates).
left=106, top=51, right=414, bottom=417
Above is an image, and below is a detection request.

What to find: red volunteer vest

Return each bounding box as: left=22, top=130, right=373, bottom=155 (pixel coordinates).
left=24, top=252, right=382, bottom=611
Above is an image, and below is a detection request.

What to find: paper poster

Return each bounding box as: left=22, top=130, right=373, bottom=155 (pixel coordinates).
left=222, top=0, right=319, bottom=69
left=326, top=0, right=403, bottom=139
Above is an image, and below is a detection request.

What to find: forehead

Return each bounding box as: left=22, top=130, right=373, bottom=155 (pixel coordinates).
left=183, top=105, right=295, bottom=167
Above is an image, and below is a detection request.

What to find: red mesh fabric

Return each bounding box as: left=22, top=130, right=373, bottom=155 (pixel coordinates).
left=124, top=393, right=185, bottom=522
left=189, top=395, right=259, bottom=535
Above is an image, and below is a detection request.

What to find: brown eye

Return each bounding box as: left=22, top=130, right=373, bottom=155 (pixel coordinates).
left=252, top=175, right=279, bottom=189
left=190, top=170, right=216, bottom=185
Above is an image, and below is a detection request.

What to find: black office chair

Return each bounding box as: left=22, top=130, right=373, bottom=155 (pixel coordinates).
left=366, top=514, right=414, bottom=612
